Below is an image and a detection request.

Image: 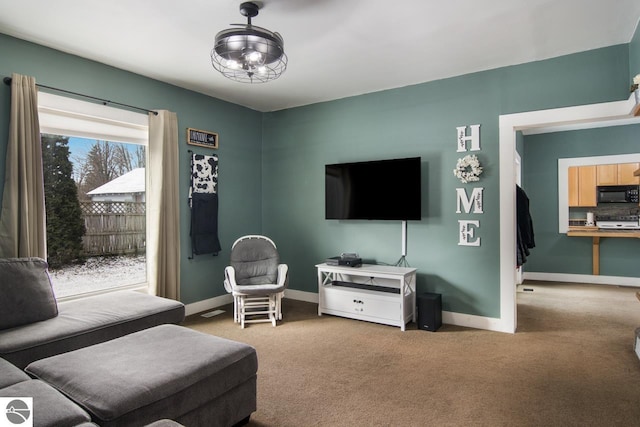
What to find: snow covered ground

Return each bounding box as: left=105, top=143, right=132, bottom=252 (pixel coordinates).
left=48, top=255, right=147, bottom=298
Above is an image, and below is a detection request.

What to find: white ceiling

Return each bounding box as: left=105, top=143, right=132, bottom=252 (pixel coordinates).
left=1, top=0, right=640, bottom=112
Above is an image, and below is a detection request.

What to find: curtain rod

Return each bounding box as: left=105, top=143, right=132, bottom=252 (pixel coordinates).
left=3, top=76, right=158, bottom=116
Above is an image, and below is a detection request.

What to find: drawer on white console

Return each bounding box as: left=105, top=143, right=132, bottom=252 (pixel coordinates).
left=322, top=287, right=400, bottom=321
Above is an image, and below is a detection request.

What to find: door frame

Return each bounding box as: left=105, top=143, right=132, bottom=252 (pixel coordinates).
left=515, top=151, right=523, bottom=285
left=497, top=95, right=639, bottom=333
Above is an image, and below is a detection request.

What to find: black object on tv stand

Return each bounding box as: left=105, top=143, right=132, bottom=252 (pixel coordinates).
left=331, top=280, right=401, bottom=294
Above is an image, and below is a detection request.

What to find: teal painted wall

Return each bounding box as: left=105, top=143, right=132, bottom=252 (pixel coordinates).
left=0, top=34, right=263, bottom=305
left=630, top=19, right=640, bottom=82
left=523, top=125, right=640, bottom=277
left=0, top=31, right=633, bottom=318
left=262, top=45, right=630, bottom=318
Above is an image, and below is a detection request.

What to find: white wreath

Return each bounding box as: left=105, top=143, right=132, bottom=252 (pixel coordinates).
left=453, top=154, right=483, bottom=184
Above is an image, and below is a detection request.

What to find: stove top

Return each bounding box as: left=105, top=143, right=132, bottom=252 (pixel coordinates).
left=596, top=214, right=640, bottom=230
left=596, top=214, right=639, bottom=222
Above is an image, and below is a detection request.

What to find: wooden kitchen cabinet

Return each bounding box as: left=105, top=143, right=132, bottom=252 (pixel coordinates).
left=618, top=163, right=640, bottom=184
left=568, top=165, right=597, bottom=207
left=596, top=163, right=640, bottom=185
left=568, top=166, right=579, bottom=206
left=596, top=164, right=617, bottom=185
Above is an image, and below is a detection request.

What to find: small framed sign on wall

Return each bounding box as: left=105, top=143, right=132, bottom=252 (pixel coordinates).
left=187, top=128, right=218, bottom=149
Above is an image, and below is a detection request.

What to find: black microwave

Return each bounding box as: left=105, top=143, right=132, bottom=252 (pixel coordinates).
left=596, top=185, right=639, bottom=204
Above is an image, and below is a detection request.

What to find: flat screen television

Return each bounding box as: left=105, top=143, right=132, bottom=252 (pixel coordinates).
left=325, top=157, right=421, bottom=220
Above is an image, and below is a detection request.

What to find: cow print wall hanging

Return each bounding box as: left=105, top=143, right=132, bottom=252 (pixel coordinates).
left=189, top=153, right=219, bottom=204
left=189, top=152, right=221, bottom=257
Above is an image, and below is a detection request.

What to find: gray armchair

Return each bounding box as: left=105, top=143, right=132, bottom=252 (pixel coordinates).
left=224, top=235, right=288, bottom=328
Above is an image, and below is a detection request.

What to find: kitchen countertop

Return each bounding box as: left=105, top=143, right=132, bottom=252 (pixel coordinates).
left=566, top=227, right=640, bottom=275
left=567, top=227, right=640, bottom=237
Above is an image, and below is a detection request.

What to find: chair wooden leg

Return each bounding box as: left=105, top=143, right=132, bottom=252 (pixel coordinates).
left=240, top=296, right=246, bottom=329
left=240, top=295, right=246, bottom=328
left=274, top=294, right=278, bottom=325
left=233, top=296, right=239, bottom=323
left=271, top=294, right=276, bottom=327
left=234, top=294, right=282, bottom=328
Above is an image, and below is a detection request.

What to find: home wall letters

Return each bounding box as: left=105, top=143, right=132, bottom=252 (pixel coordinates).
left=455, top=124, right=483, bottom=247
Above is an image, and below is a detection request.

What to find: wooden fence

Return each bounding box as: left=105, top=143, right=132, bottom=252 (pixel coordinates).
left=80, top=201, right=146, bottom=256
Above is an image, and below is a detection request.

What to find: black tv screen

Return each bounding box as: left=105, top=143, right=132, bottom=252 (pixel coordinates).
left=325, top=157, right=421, bottom=220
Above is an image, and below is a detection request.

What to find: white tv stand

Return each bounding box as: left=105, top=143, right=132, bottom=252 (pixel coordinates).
left=316, top=263, right=417, bottom=331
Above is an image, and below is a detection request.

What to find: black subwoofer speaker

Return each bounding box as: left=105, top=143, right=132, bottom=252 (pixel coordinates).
left=417, top=292, right=442, bottom=332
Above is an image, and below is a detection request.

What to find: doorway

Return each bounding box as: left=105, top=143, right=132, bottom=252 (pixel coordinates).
left=498, top=96, right=640, bottom=333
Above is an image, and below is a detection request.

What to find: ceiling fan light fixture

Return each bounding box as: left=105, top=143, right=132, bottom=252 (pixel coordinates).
left=211, top=2, right=287, bottom=83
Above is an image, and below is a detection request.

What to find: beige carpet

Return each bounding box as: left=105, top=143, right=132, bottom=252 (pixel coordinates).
left=184, top=282, right=640, bottom=426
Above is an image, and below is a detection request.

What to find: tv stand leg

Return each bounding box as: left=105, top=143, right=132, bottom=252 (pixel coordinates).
left=395, top=255, right=409, bottom=267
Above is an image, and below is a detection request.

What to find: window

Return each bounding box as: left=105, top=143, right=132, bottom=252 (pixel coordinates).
left=558, top=153, right=640, bottom=234
left=38, top=92, right=149, bottom=299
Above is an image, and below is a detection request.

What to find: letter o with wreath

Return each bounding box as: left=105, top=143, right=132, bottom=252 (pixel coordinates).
left=453, top=154, right=483, bottom=184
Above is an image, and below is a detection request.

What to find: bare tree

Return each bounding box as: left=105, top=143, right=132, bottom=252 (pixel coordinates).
left=75, top=140, right=146, bottom=197
left=81, top=141, right=127, bottom=191
left=134, top=145, right=146, bottom=168
left=81, top=141, right=113, bottom=193
left=114, top=144, right=133, bottom=172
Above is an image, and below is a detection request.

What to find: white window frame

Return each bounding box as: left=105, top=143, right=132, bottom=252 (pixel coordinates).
left=38, top=92, right=148, bottom=144
left=38, top=92, right=150, bottom=299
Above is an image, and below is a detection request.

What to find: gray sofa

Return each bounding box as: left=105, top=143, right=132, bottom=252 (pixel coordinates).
left=0, top=257, right=257, bottom=427
left=0, top=257, right=185, bottom=369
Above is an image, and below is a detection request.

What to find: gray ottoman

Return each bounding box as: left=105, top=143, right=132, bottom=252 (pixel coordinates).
left=26, top=325, right=257, bottom=427
left=0, top=357, right=96, bottom=427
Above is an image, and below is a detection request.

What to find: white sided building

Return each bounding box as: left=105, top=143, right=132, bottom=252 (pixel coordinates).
left=87, top=168, right=145, bottom=203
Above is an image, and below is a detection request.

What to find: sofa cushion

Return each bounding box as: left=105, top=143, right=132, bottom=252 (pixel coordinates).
left=0, top=257, right=58, bottom=330
left=26, top=325, right=257, bottom=425
left=0, top=357, right=30, bottom=389
left=0, top=379, right=93, bottom=427
left=0, top=290, right=185, bottom=369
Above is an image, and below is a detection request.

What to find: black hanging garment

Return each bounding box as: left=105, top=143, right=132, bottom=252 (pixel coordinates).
left=189, top=153, right=221, bottom=256
left=516, top=185, right=535, bottom=267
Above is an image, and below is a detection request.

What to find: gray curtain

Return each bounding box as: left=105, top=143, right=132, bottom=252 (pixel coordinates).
left=147, top=110, right=180, bottom=300
left=0, top=73, right=46, bottom=258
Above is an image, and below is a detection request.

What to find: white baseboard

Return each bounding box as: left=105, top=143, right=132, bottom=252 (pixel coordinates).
left=185, top=289, right=510, bottom=332
left=184, top=290, right=317, bottom=317
left=524, top=272, right=640, bottom=287
left=185, top=294, right=233, bottom=316
left=283, top=289, right=319, bottom=304
left=442, top=311, right=510, bottom=333
left=284, top=290, right=510, bottom=332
